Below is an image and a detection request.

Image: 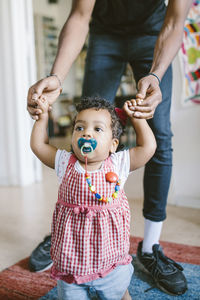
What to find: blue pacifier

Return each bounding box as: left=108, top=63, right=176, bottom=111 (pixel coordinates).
left=78, top=138, right=97, bottom=156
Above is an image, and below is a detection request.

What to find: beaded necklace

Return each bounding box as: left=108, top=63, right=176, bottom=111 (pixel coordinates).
left=84, top=155, right=121, bottom=203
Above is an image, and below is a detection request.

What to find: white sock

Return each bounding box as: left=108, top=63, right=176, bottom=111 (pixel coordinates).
left=142, top=218, right=163, bottom=254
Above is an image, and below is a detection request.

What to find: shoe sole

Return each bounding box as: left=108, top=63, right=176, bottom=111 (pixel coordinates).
left=135, top=257, right=187, bottom=296
left=34, top=261, right=53, bottom=273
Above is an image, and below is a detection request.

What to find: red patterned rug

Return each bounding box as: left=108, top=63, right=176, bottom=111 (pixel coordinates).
left=0, top=237, right=199, bottom=300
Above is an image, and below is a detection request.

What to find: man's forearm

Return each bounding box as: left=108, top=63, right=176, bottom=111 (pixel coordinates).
left=51, top=0, right=96, bottom=83
left=150, top=24, right=183, bottom=79
left=51, top=15, right=89, bottom=83
left=150, top=0, right=192, bottom=80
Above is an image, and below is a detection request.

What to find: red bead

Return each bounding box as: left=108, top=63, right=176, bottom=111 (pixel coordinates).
left=105, top=172, right=118, bottom=183
left=102, top=197, right=107, bottom=203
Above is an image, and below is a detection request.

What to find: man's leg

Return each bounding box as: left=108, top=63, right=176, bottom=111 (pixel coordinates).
left=129, top=34, right=171, bottom=252
left=129, top=35, right=187, bottom=295
left=142, top=65, right=173, bottom=242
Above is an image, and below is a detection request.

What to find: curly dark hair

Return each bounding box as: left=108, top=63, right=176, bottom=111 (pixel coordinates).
left=74, top=96, right=124, bottom=140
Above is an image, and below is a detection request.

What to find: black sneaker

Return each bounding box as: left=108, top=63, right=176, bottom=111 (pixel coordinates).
left=29, top=235, right=53, bottom=272
left=136, top=241, right=187, bottom=295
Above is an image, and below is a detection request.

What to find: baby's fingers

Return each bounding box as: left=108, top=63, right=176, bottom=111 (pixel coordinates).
left=123, top=101, right=130, bottom=111
left=130, top=99, right=137, bottom=106
left=37, top=97, right=49, bottom=112
left=123, top=101, right=134, bottom=117
left=126, top=99, right=137, bottom=112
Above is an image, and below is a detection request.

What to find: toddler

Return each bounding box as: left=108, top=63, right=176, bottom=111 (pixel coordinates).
left=30, top=97, right=156, bottom=300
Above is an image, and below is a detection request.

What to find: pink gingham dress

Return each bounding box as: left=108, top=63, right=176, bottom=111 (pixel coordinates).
left=51, top=150, right=132, bottom=284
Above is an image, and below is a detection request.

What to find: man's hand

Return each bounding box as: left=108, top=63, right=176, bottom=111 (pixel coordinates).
left=130, top=75, right=162, bottom=119
left=27, top=76, right=62, bottom=120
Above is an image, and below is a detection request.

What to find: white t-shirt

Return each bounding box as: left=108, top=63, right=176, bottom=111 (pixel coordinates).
left=55, top=149, right=131, bottom=189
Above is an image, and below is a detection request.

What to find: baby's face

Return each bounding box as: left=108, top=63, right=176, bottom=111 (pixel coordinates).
left=72, top=108, right=118, bottom=164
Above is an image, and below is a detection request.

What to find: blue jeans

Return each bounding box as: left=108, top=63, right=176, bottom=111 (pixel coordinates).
left=57, top=263, right=134, bottom=300
left=82, top=33, right=173, bottom=221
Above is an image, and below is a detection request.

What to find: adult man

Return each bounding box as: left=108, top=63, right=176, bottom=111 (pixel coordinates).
left=27, top=0, right=192, bottom=296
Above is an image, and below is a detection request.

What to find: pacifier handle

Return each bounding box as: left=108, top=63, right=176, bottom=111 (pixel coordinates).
left=80, top=144, right=93, bottom=157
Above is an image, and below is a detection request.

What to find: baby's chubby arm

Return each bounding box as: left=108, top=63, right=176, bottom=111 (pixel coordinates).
left=123, top=99, right=157, bottom=172
left=30, top=97, right=57, bottom=169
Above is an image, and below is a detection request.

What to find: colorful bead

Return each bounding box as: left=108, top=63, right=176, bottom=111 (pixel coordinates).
left=105, top=172, right=119, bottom=183
left=102, top=197, right=107, bottom=203
left=95, top=193, right=101, bottom=199
left=112, top=192, right=118, bottom=198
left=85, top=171, right=120, bottom=203
left=90, top=186, right=95, bottom=192
left=115, top=185, right=120, bottom=191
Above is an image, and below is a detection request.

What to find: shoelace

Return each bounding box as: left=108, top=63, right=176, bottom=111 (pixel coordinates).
left=156, top=248, right=183, bottom=271
left=152, top=246, right=183, bottom=279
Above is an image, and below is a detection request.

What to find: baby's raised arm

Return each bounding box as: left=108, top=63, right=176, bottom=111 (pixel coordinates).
left=123, top=100, right=157, bottom=171
left=30, top=97, right=57, bottom=169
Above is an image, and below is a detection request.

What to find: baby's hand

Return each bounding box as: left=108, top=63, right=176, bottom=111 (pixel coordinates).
left=123, top=98, right=144, bottom=118
left=123, top=99, right=137, bottom=118
left=35, top=96, right=49, bottom=118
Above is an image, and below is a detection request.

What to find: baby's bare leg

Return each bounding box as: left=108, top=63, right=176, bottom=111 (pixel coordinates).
left=122, top=289, right=131, bottom=300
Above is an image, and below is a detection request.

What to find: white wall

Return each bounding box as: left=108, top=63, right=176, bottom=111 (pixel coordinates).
left=169, top=57, right=200, bottom=208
